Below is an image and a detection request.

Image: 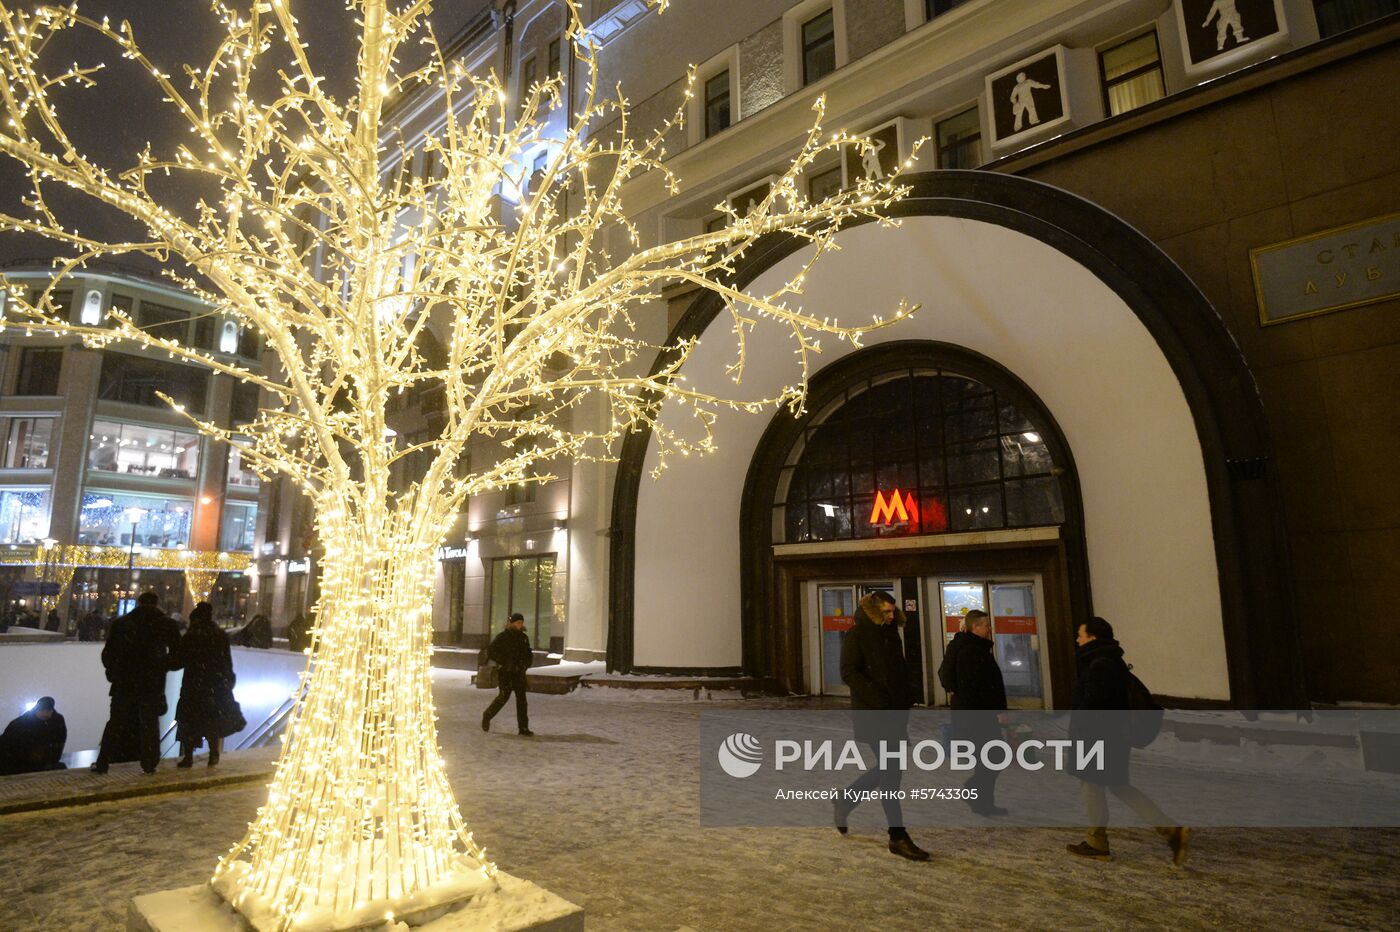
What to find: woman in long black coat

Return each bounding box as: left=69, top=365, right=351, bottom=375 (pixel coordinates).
left=175, top=602, right=243, bottom=767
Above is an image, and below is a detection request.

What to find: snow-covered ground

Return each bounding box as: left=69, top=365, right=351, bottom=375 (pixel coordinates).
left=3, top=669, right=1398, bottom=930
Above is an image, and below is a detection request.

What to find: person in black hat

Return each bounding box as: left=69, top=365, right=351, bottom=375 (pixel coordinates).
left=0, top=696, right=67, bottom=774
left=481, top=612, right=533, bottom=736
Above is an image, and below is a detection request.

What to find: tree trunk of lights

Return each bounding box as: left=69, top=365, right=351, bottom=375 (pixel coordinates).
left=214, top=508, right=492, bottom=930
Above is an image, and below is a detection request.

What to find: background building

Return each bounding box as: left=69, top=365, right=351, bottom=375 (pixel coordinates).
left=0, top=262, right=261, bottom=625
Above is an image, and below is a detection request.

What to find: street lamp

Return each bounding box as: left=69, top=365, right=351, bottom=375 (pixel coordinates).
left=124, top=506, right=145, bottom=605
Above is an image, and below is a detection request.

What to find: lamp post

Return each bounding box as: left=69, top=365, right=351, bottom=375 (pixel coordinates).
left=124, top=506, right=145, bottom=607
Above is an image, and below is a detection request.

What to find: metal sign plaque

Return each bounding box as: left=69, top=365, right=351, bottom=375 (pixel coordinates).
left=1250, top=212, right=1400, bottom=326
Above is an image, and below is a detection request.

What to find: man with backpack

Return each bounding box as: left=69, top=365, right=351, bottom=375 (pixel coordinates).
left=1066, top=616, right=1189, bottom=864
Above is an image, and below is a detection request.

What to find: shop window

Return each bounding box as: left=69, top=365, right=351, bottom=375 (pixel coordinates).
left=219, top=501, right=258, bottom=552
left=1314, top=0, right=1400, bottom=37
left=1100, top=31, right=1166, bottom=117
left=773, top=370, right=1065, bottom=544
left=704, top=70, right=732, bottom=138
left=77, top=490, right=192, bottom=548
left=15, top=347, right=63, bottom=396
left=3, top=417, right=57, bottom=469
left=807, top=164, right=843, bottom=202
left=936, top=107, right=982, bottom=169
left=87, top=419, right=201, bottom=479
left=98, top=351, right=209, bottom=411
left=802, top=9, right=837, bottom=85
left=488, top=554, right=555, bottom=647
left=0, top=488, right=50, bottom=543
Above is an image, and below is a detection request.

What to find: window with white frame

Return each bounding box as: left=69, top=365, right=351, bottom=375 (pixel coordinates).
left=704, top=70, right=732, bottom=138
left=784, top=0, right=846, bottom=93
left=802, top=9, right=837, bottom=85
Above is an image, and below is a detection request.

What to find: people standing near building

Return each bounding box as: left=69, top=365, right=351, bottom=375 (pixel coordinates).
left=77, top=607, right=105, bottom=641
left=233, top=613, right=272, bottom=648
left=175, top=602, right=245, bottom=768
left=0, top=696, right=67, bottom=774
left=836, top=591, right=930, bottom=861
left=939, top=609, right=1009, bottom=816
left=92, top=591, right=181, bottom=775
left=1066, top=616, right=1189, bottom=864
left=481, top=612, right=533, bottom=736
left=286, top=613, right=312, bottom=653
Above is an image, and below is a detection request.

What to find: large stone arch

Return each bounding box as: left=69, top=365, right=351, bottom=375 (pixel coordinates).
left=608, top=171, right=1304, bottom=708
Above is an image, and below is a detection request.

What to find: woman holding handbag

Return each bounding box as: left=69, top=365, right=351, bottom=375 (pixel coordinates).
left=174, top=601, right=246, bottom=767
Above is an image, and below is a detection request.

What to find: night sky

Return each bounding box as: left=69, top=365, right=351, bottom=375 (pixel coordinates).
left=0, top=0, right=489, bottom=267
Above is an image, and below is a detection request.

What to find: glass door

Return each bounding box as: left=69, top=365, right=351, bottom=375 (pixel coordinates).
left=927, top=576, right=1049, bottom=709
left=808, top=579, right=899, bottom=697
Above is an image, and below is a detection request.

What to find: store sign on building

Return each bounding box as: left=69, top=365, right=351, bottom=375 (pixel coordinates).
left=841, top=118, right=913, bottom=188
left=1173, top=0, right=1287, bottom=75
left=437, top=545, right=470, bottom=561
left=870, top=489, right=918, bottom=529
left=286, top=560, right=309, bottom=574
left=1250, top=212, right=1400, bottom=325
left=985, top=46, right=1094, bottom=151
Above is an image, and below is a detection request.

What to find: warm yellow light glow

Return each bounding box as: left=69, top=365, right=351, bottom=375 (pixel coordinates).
left=0, top=0, right=916, bottom=927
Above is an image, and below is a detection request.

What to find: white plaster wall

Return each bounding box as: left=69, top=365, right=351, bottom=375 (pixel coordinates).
left=632, top=215, right=1231, bottom=700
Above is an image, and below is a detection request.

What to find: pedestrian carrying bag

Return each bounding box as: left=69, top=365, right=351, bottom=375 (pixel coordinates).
left=1124, top=662, right=1164, bottom=748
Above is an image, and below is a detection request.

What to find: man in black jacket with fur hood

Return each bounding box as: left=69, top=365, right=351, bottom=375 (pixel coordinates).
left=836, top=590, right=929, bottom=861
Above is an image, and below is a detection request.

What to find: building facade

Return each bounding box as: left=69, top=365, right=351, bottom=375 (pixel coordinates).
left=0, top=264, right=263, bottom=625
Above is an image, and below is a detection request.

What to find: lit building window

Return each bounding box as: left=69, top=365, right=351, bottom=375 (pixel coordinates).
left=3, top=417, right=57, bottom=469
left=1100, top=31, right=1166, bottom=117
left=78, top=491, right=193, bottom=548
left=227, top=444, right=261, bottom=489
left=936, top=107, right=982, bottom=169
left=704, top=70, right=731, bottom=138
left=87, top=419, right=201, bottom=479
left=489, top=555, right=555, bottom=646
left=0, top=488, right=50, bottom=543
left=219, top=501, right=259, bottom=552
left=802, top=9, right=836, bottom=85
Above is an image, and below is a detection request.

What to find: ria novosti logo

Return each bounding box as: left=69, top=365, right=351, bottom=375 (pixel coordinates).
left=717, top=733, right=763, bottom=778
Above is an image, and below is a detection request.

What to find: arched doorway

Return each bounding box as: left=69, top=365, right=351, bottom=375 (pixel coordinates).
left=742, top=342, right=1085, bottom=706
left=609, top=171, right=1304, bottom=708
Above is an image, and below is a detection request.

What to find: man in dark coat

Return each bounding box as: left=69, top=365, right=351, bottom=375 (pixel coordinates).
left=93, top=591, right=181, bottom=774
left=481, top=612, right=533, bottom=736
left=836, top=591, right=929, bottom=861
left=1066, top=616, right=1188, bottom=864
left=175, top=602, right=243, bottom=768
left=938, top=609, right=1009, bottom=815
left=0, top=696, right=67, bottom=774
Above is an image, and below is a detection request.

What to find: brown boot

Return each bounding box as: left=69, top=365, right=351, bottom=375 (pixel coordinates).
left=1066, top=841, right=1111, bottom=861
left=888, top=833, right=931, bottom=861
left=1167, top=827, right=1190, bottom=865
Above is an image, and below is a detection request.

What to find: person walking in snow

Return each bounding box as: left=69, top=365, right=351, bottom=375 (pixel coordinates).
left=1065, top=616, right=1189, bottom=864
left=481, top=612, right=533, bottom=736
left=835, top=590, right=930, bottom=861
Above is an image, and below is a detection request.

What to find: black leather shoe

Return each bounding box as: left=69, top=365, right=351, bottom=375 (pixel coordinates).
left=176, top=755, right=193, bottom=769
left=142, top=766, right=157, bottom=775
left=90, top=761, right=108, bottom=775
left=888, top=835, right=931, bottom=861
left=518, top=728, right=535, bottom=736
left=481, top=717, right=490, bottom=732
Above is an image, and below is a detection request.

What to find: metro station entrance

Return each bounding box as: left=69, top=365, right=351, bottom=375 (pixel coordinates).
left=801, top=572, right=1052, bottom=708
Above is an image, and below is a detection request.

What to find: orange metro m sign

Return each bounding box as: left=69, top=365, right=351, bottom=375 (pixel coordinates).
left=870, top=489, right=919, bottom=528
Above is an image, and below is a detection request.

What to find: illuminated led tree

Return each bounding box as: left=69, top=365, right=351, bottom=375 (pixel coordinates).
left=0, top=0, right=915, bottom=926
